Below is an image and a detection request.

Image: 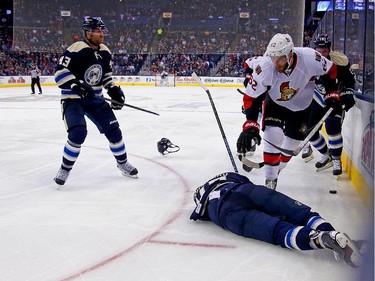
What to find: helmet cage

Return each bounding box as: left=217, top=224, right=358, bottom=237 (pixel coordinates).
left=157, top=138, right=180, bottom=155
left=313, top=34, right=331, bottom=49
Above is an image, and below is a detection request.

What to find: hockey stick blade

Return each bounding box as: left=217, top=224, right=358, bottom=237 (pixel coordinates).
left=237, top=88, right=245, bottom=95
left=264, top=107, right=333, bottom=156
left=238, top=155, right=264, bottom=169
left=100, top=96, right=159, bottom=116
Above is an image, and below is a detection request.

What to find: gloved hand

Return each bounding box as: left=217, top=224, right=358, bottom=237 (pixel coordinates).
left=324, top=91, right=342, bottom=116
left=340, top=90, right=355, bottom=112
left=71, top=80, right=95, bottom=98
left=237, top=120, right=261, bottom=154
left=107, top=85, right=125, bottom=110
left=243, top=67, right=253, bottom=87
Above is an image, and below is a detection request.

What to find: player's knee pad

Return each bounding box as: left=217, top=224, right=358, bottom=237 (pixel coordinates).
left=105, top=127, right=122, bottom=144
left=264, top=126, right=284, bottom=153
left=68, top=125, right=87, bottom=145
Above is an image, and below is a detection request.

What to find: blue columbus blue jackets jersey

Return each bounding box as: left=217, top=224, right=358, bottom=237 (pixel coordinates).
left=54, top=40, right=114, bottom=99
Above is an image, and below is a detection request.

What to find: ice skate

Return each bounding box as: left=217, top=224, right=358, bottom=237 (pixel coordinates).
left=315, top=153, right=332, bottom=171
left=332, top=159, right=342, bottom=176
left=265, top=179, right=277, bottom=190
left=302, top=144, right=314, bottom=162
left=54, top=167, right=70, bottom=186
left=320, top=231, right=362, bottom=267
left=117, top=161, right=138, bottom=178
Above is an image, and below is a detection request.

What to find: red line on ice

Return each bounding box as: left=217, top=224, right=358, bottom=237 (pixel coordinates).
left=59, top=155, right=191, bottom=281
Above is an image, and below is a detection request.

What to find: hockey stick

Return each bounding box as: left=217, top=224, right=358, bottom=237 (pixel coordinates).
left=192, top=72, right=238, bottom=173
left=264, top=107, right=333, bottom=156
left=237, top=88, right=245, bottom=95
left=238, top=155, right=264, bottom=169
left=98, top=96, right=159, bottom=116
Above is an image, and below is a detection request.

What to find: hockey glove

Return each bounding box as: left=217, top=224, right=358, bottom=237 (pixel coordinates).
left=243, top=68, right=253, bottom=88
left=71, top=80, right=95, bottom=99
left=107, top=85, right=125, bottom=110
left=324, top=91, right=342, bottom=116
left=340, top=90, right=355, bottom=112
left=237, top=120, right=261, bottom=154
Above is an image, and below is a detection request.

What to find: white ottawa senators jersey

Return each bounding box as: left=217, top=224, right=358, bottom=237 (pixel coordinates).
left=244, top=47, right=335, bottom=111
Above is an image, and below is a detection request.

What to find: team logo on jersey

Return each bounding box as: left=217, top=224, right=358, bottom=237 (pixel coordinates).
left=84, top=64, right=103, bottom=85
left=277, top=81, right=299, bottom=101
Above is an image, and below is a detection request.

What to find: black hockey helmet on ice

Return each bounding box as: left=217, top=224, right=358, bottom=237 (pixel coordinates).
left=313, top=34, right=331, bottom=49
left=157, top=138, right=180, bottom=155
left=82, top=17, right=107, bottom=34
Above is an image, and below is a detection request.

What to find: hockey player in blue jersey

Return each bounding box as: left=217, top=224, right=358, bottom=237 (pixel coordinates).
left=53, top=17, right=138, bottom=186
left=191, top=172, right=362, bottom=267
left=301, top=34, right=356, bottom=176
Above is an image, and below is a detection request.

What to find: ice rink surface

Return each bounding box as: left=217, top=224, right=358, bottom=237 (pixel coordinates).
left=0, top=86, right=373, bottom=281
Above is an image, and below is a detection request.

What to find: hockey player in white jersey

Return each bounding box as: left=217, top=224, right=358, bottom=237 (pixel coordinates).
left=237, top=33, right=340, bottom=189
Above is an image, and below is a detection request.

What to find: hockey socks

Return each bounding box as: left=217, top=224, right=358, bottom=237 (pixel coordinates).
left=306, top=216, right=335, bottom=231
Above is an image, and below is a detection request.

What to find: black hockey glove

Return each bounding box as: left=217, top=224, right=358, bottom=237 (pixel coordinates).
left=107, top=85, right=125, bottom=110
left=340, top=90, right=355, bottom=112
left=237, top=120, right=261, bottom=154
left=71, top=80, right=95, bottom=99
left=324, top=91, right=342, bottom=116
left=243, top=67, right=253, bottom=88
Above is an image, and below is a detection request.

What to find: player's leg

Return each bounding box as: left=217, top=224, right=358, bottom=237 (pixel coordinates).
left=262, top=97, right=285, bottom=189
left=54, top=100, right=87, bottom=185
left=86, top=99, right=138, bottom=178
left=280, top=106, right=310, bottom=172
left=325, top=114, right=343, bottom=175
left=308, top=103, right=333, bottom=171
left=235, top=183, right=335, bottom=230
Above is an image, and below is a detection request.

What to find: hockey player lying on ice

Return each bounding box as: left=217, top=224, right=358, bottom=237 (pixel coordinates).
left=190, top=172, right=362, bottom=267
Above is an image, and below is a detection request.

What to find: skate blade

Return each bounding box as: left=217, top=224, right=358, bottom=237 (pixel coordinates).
left=303, top=154, right=314, bottom=163
left=316, top=162, right=333, bottom=172
left=121, top=172, right=139, bottom=179
left=341, top=233, right=363, bottom=267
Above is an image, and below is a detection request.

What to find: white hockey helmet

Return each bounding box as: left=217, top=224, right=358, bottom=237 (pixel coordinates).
left=265, top=33, right=294, bottom=58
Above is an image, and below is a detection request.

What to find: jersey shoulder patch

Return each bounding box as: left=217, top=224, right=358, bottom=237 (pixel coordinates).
left=67, top=41, right=90, bottom=53
left=330, top=51, right=349, bottom=66
left=99, top=44, right=111, bottom=54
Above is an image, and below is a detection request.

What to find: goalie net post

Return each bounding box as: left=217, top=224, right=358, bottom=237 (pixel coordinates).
left=155, top=72, right=176, bottom=87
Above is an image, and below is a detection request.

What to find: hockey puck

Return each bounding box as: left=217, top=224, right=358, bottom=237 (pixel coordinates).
left=329, top=190, right=337, bottom=194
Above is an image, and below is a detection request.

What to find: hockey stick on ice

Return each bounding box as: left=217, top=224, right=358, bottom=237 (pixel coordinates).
left=98, top=96, right=160, bottom=116
left=192, top=72, right=238, bottom=173
left=264, top=107, right=333, bottom=156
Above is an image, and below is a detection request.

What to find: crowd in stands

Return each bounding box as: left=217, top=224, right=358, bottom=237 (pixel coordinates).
left=1, top=0, right=310, bottom=77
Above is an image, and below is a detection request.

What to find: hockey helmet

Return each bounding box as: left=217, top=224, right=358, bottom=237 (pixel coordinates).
left=157, top=138, right=180, bottom=155
left=313, top=34, right=331, bottom=50
left=265, top=33, right=294, bottom=58
left=82, top=17, right=107, bottom=35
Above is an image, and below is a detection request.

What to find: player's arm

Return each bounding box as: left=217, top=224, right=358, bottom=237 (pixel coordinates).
left=237, top=61, right=268, bottom=154
left=337, top=63, right=356, bottom=111
left=99, top=48, right=125, bottom=109
left=331, top=51, right=356, bottom=111
left=101, top=46, right=115, bottom=89
left=313, top=52, right=342, bottom=114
